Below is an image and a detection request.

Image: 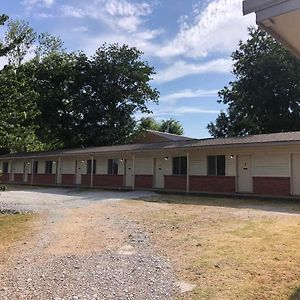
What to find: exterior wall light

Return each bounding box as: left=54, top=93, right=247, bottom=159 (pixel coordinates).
left=120, top=158, right=124, bottom=162
left=230, top=155, right=235, bottom=159
left=164, top=157, right=169, bottom=161
left=81, top=160, right=85, bottom=163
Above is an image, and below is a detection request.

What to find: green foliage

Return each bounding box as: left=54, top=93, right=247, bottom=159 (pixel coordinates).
left=137, top=117, right=184, bottom=135
left=33, top=44, right=159, bottom=148
left=35, top=32, right=64, bottom=60
left=4, top=19, right=36, bottom=66
left=0, top=64, right=43, bottom=152
left=208, top=27, right=300, bottom=137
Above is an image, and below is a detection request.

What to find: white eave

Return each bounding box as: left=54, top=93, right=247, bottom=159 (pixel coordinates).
left=243, top=0, right=300, bottom=58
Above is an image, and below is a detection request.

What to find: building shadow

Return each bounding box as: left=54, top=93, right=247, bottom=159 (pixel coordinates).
left=289, top=288, right=300, bottom=300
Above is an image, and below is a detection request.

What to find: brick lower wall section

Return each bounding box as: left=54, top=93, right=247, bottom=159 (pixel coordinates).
left=0, top=174, right=10, bottom=183
left=61, top=174, right=75, bottom=186
left=190, top=176, right=235, bottom=193
left=93, top=175, right=123, bottom=188
left=32, top=174, right=56, bottom=185
left=135, top=175, right=153, bottom=189
left=81, top=174, right=91, bottom=187
left=253, top=177, right=290, bottom=196
left=164, top=175, right=187, bottom=190
left=13, top=173, right=24, bottom=183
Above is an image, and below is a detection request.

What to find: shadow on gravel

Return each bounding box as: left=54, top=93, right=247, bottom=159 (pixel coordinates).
left=289, top=287, right=300, bottom=300
left=137, top=194, right=300, bottom=215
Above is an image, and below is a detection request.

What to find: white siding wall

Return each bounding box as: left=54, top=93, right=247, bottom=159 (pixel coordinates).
left=61, top=160, right=75, bottom=174
left=253, top=153, right=290, bottom=177
left=226, top=155, right=236, bottom=176
left=190, top=153, right=206, bottom=175
left=135, top=158, right=153, bottom=175
left=96, top=158, right=107, bottom=175
left=165, top=158, right=172, bottom=175
left=14, top=160, right=24, bottom=173
left=37, top=161, right=45, bottom=174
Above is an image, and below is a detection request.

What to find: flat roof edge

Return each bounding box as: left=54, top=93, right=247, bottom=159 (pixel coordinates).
left=243, top=0, right=290, bottom=15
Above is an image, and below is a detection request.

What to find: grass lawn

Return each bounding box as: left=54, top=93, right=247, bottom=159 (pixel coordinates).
left=0, top=213, right=37, bottom=257
left=119, top=195, right=300, bottom=300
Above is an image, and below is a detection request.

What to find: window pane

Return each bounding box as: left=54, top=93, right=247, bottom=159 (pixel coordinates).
left=33, top=161, right=38, bottom=174
left=87, top=160, right=92, bottom=174
left=217, top=155, right=225, bottom=176
left=45, top=161, right=52, bottom=174
left=207, top=156, right=216, bottom=176
left=108, top=159, right=113, bottom=174
left=172, top=157, right=180, bottom=175
left=3, top=162, right=8, bottom=174
left=113, top=160, right=118, bottom=174
left=180, top=156, right=187, bottom=175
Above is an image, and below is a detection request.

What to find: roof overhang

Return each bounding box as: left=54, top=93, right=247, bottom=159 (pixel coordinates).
left=243, top=0, right=300, bottom=58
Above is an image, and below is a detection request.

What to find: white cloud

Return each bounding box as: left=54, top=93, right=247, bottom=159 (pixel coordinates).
left=154, top=58, right=232, bottom=84
left=156, top=0, right=255, bottom=59
left=149, top=106, right=219, bottom=117
left=61, top=0, right=154, bottom=34
left=161, top=89, right=218, bottom=103
left=22, top=0, right=55, bottom=8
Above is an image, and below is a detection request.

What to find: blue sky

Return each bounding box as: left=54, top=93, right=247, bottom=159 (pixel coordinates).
left=1, top=0, right=255, bottom=138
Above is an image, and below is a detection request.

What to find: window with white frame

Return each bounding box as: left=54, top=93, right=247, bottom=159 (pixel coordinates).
left=107, top=159, right=119, bottom=175
left=207, top=155, right=225, bottom=176
left=172, top=156, right=187, bottom=175
left=45, top=161, right=53, bottom=174
left=87, top=159, right=96, bottom=174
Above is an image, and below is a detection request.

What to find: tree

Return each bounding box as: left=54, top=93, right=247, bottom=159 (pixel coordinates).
left=136, top=117, right=184, bottom=135
left=160, top=118, right=184, bottom=135
left=207, top=27, right=300, bottom=137
left=4, top=19, right=36, bottom=66
left=35, top=32, right=64, bottom=60
left=33, top=44, right=159, bottom=148
left=0, top=64, right=43, bottom=153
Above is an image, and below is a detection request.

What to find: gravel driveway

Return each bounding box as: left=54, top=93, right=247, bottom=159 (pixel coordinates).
left=0, top=187, right=178, bottom=300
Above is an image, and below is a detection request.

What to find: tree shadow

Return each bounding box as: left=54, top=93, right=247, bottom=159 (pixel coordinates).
left=137, top=192, right=300, bottom=215
left=289, top=288, right=300, bottom=300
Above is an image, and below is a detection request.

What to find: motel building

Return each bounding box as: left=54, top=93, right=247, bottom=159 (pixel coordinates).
left=1, top=130, right=300, bottom=197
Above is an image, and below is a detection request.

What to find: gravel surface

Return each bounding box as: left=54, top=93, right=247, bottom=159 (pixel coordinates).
left=0, top=188, right=178, bottom=300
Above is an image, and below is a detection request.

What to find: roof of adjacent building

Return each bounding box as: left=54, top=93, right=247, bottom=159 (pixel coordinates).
left=1, top=131, right=300, bottom=159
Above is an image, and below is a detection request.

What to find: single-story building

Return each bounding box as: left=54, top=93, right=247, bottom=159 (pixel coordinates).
left=1, top=130, right=300, bottom=197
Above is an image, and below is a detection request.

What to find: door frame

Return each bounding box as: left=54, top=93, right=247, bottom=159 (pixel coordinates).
left=236, top=154, right=253, bottom=193
left=154, top=158, right=164, bottom=189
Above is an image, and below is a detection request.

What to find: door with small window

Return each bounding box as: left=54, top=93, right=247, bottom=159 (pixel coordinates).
left=237, top=155, right=253, bottom=193
left=154, top=158, right=164, bottom=188
left=125, top=159, right=133, bottom=187
left=23, top=162, right=30, bottom=183
left=75, top=160, right=85, bottom=185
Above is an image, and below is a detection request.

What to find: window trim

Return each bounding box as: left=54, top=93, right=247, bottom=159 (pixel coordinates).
left=207, top=155, right=225, bottom=176
left=2, top=162, right=8, bottom=174
left=172, top=156, right=187, bottom=176
left=45, top=161, right=53, bottom=174
left=107, top=159, right=119, bottom=175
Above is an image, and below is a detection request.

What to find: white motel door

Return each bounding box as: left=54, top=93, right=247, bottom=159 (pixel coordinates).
left=23, top=162, right=29, bottom=183
left=154, top=158, right=164, bottom=188
left=237, top=155, right=253, bottom=193
left=125, top=159, right=133, bottom=187
left=75, top=160, right=84, bottom=185
left=292, top=154, right=300, bottom=195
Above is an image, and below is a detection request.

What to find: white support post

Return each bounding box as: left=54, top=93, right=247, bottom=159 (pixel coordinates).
left=10, top=160, right=13, bottom=182
left=132, top=153, right=135, bottom=190
left=186, top=150, right=190, bottom=194
left=90, top=155, right=94, bottom=188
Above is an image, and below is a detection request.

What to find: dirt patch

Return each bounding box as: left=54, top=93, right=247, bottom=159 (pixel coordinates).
left=116, top=195, right=300, bottom=300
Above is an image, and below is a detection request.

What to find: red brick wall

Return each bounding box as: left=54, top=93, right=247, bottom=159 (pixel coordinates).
left=32, top=174, right=56, bottom=185
left=253, top=177, right=290, bottom=196
left=61, top=174, right=75, bottom=186
left=190, top=176, right=235, bottom=193
left=93, top=175, right=123, bottom=188
left=0, top=174, right=10, bottom=183
left=14, top=173, right=24, bottom=183
left=164, top=175, right=187, bottom=190
left=135, top=175, right=153, bottom=188
left=81, top=174, right=91, bottom=187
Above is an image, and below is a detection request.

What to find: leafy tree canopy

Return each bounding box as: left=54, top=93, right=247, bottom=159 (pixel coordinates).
left=208, top=27, right=300, bottom=137
left=137, top=117, right=184, bottom=135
